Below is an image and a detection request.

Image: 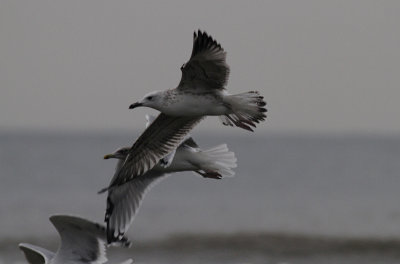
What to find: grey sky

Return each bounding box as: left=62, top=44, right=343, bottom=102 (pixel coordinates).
left=1, top=0, right=400, bottom=134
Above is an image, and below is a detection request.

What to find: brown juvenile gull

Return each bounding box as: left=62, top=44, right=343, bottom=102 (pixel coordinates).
left=18, top=215, right=132, bottom=264
left=110, top=30, right=266, bottom=189
left=101, top=115, right=237, bottom=244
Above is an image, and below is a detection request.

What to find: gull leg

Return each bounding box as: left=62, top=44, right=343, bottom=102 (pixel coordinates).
left=195, top=170, right=222, bottom=179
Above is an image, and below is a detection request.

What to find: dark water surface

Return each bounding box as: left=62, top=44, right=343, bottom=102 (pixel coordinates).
left=1, top=132, right=400, bottom=263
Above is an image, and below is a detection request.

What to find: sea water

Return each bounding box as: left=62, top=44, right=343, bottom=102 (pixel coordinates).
left=1, top=132, right=400, bottom=263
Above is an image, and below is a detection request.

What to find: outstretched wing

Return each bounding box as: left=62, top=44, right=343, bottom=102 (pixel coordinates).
left=105, top=170, right=168, bottom=244
left=177, top=30, right=230, bottom=91
left=50, top=215, right=130, bottom=264
left=19, top=243, right=54, bottom=264
left=146, top=114, right=177, bottom=168
left=108, top=113, right=203, bottom=188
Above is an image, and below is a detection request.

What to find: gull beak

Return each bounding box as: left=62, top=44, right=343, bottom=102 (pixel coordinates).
left=129, top=102, right=143, bottom=109
left=103, top=154, right=113, bottom=160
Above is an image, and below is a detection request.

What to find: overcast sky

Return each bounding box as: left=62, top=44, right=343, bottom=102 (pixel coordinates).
left=1, top=0, right=400, bottom=135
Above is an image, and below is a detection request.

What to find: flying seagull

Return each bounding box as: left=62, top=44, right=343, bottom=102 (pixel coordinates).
left=18, top=215, right=132, bottom=264
left=107, top=30, right=266, bottom=189
left=101, top=115, right=237, bottom=244
left=130, top=30, right=267, bottom=132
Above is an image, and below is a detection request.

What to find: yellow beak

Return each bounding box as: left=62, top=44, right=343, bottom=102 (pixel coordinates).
left=103, top=154, right=113, bottom=159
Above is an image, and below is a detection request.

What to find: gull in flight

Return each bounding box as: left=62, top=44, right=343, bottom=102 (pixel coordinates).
left=101, top=115, right=237, bottom=244
left=18, top=215, right=132, bottom=264
left=130, top=30, right=267, bottom=132
left=107, top=30, right=266, bottom=189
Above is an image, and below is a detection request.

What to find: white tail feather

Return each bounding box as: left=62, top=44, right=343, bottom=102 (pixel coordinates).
left=221, top=91, right=267, bottom=132
left=197, top=144, right=237, bottom=178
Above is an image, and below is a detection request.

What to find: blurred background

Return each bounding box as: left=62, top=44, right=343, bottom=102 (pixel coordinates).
left=1, top=1, right=400, bottom=263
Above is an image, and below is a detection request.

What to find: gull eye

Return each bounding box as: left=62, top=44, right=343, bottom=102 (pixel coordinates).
left=147, top=96, right=153, bottom=101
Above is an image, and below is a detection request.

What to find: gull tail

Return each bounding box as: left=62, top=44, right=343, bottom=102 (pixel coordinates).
left=220, top=91, right=267, bottom=132
left=194, top=144, right=237, bottom=178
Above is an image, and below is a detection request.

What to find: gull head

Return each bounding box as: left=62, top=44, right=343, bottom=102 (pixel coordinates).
left=129, top=91, right=164, bottom=110
left=104, top=147, right=130, bottom=160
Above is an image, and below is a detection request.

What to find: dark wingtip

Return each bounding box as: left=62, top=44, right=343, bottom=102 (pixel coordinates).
left=105, top=197, right=114, bottom=221
left=238, top=122, right=254, bottom=132
left=191, top=29, right=223, bottom=58
left=106, top=219, right=117, bottom=245
left=107, top=227, right=116, bottom=244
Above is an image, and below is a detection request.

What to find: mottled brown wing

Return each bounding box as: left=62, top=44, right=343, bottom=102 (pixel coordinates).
left=109, top=113, right=203, bottom=188
left=177, top=30, right=230, bottom=91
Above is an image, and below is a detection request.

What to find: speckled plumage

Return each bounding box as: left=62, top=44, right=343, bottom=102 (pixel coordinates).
left=131, top=30, right=267, bottom=125
left=110, top=30, right=266, bottom=207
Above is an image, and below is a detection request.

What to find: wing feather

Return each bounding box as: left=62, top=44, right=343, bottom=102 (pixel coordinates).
left=50, top=215, right=130, bottom=264
left=18, top=243, right=54, bottom=264
left=105, top=170, right=168, bottom=244
left=178, top=30, right=230, bottom=91
left=108, top=113, right=203, bottom=188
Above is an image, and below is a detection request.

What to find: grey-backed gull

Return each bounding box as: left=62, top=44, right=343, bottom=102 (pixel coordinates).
left=130, top=30, right=266, bottom=131
left=101, top=115, right=237, bottom=244
left=109, top=30, right=265, bottom=188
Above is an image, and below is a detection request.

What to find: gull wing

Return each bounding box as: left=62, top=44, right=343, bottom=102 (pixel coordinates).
left=108, top=113, right=203, bottom=188
left=105, top=170, right=168, bottom=244
left=177, top=30, right=230, bottom=91
left=50, top=215, right=130, bottom=264
left=146, top=114, right=177, bottom=168
left=18, top=243, right=54, bottom=264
